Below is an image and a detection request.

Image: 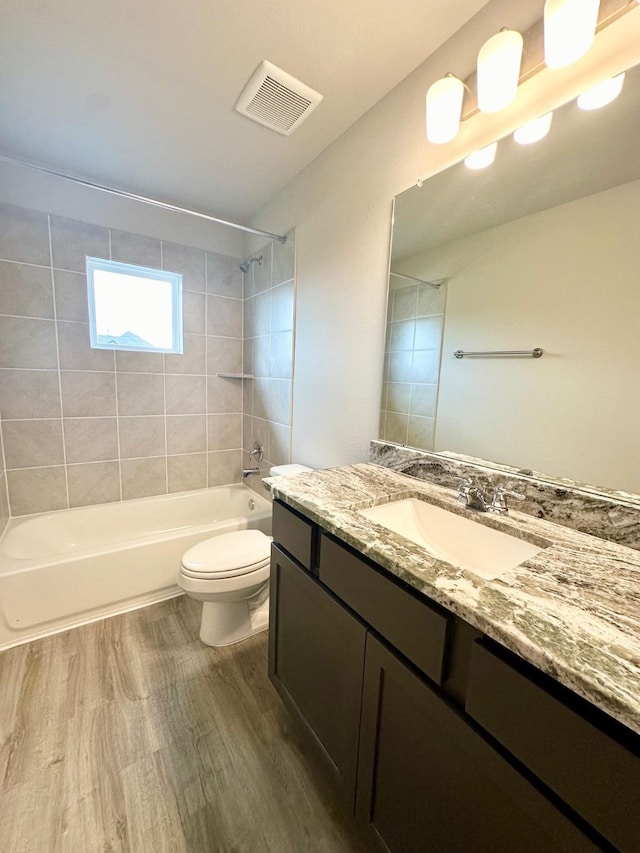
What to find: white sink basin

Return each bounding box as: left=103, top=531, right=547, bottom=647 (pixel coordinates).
left=358, top=498, right=549, bottom=580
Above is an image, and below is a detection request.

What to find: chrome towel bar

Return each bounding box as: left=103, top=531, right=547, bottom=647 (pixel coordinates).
left=454, top=348, right=543, bottom=359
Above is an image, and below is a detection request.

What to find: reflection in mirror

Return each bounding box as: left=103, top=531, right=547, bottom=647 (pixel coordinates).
left=382, top=61, right=640, bottom=494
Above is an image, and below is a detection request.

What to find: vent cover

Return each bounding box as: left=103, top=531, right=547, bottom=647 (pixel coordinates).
left=235, top=60, right=323, bottom=136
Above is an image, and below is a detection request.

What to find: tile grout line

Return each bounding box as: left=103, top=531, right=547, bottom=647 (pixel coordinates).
left=48, top=214, right=70, bottom=511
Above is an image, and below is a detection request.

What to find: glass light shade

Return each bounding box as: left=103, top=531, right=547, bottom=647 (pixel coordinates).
left=544, top=0, right=600, bottom=69
left=477, top=30, right=524, bottom=113
left=464, top=142, right=498, bottom=170
left=426, top=76, right=464, bottom=144
left=513, top=112, right=553, bottom=144
left=577, top=73, right=625, bottom=110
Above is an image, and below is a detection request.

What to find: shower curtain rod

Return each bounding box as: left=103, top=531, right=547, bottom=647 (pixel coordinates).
left=0, top=154, right=287, bottom=244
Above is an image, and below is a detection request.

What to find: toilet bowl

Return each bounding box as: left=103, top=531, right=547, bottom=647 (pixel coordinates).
left=178, top=464, right=312, bottom=646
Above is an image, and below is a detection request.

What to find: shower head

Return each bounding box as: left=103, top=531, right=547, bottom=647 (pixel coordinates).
left=239, top=255, right=263, bottom=274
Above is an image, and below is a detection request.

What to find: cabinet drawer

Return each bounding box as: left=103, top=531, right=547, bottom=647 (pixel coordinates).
left=466, top=641, right=640, bottom=852
left=319, top=534, right=448, bottom=685
left=272, top=499, right=315, bottom=570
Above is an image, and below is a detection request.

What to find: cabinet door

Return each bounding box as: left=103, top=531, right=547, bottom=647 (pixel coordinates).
left=268, top=545, right=367, bottom=810
left=356, top=635, right=599, bottom=853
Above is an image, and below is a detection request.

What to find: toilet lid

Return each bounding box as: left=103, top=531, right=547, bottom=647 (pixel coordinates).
left=181, top=529, right=272, bottom=576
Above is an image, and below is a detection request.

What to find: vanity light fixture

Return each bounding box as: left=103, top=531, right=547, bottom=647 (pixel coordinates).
left=426, top=74, right=465, bottom=143
left=464, top=142, right=498, bottom=170
left=477, top=29, right=524, bottom=113
left=543, top=0, right=600, bottom=69
left=513, top=112, right=553, bottom=144
left=577, top=72, right=625, bottom=110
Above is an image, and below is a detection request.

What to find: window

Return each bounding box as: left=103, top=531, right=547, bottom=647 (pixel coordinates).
left=86, top=257, right=183, bottom=353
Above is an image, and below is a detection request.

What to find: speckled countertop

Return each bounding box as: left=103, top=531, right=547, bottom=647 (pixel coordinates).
left=264, top=463, right=640, bottom=736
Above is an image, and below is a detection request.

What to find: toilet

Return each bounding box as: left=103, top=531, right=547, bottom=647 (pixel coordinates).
left=178, top=464, right=312, bottom=646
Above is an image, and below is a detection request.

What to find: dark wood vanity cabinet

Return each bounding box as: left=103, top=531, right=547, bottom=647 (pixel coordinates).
left=269, top=500, right=639, bottom=853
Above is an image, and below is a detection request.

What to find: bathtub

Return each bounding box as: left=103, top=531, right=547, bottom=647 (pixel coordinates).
left=0, top=484, right=272, bottom=651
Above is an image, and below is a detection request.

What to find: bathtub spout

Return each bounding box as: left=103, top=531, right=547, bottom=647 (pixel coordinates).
left=242, top=467, right=261, bottom=479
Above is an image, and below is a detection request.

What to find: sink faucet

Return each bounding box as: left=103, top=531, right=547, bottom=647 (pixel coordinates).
left=457, top=478, right=525, bottom=514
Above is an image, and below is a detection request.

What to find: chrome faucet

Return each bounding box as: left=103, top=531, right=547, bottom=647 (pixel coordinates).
left=457, top=478, right=525, bottom=514
left=243, top=440, right=264, bottom=478
left=242, top=467, right=261, bottom=479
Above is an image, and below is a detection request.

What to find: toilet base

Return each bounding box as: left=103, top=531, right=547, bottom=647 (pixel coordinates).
left=199, top=591, right=269, bottom=647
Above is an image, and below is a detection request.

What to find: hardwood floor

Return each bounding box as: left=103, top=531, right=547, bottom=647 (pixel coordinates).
left=0, top=596, right=374, bottom=853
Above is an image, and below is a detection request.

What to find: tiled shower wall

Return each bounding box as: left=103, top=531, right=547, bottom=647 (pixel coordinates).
left=242, top=234, right=295, bottom=494
left=379, top=281, right=446, bottom=450
left=0, top=202, right=246, bottom=516
left=0, top=417, right=8, bottom=535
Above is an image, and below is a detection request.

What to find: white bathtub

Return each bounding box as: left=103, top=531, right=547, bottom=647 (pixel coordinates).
left=0, top=484, right=272, bottom=651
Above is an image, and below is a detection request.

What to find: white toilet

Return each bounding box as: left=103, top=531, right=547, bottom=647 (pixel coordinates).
left=178, top=464, right=312, bottom=646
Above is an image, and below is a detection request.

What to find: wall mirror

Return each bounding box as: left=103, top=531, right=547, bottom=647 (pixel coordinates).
left=381, top=60, right=640, bottom=495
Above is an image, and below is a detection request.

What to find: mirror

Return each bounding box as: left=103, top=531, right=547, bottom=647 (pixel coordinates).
left=381, top=61, right=640, bottom=495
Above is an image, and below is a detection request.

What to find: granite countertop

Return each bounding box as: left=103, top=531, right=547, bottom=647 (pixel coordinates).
left=263, top=463, right=640, bottom=736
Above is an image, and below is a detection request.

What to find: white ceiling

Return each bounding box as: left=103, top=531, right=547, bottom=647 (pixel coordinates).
left=0, top=0, right=489, bottom=221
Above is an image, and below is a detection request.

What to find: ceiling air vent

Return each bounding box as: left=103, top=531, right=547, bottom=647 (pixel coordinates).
left=235, top=60, right=323, bottom=136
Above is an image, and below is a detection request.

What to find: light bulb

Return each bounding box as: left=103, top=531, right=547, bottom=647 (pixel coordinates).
left=513, top=112, right=553, bottom=144
left=477, top=29, right=524, bottom=113
left=426, top=76, right=464, bottom=144
left=464, top=142, right=498, bottom=170
left=577, top=73, right=625, bottom=110
left=544, top=0, right=600, bottom=69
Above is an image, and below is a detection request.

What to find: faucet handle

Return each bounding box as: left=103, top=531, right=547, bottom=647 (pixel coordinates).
left=490, top=486, right=525, bottom=514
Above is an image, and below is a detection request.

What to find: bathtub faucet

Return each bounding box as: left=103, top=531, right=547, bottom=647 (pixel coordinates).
left=242, top=467, right=261, bottom=479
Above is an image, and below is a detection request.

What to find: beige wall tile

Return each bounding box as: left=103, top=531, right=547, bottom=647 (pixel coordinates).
left=386, top=351, right=412, bottom=383
left=243, top=296, right=255, bottom=339
left=8, top=466, right=67, bottom=516
left=242, top=415, right=253, bottom=454
left=407, top=415, right=435, bottom=450
left=253, top=244, right=272, bottom=294
left=53, top=270, right=90, bottom=323
left=272, top=231, right=295, bottom=286
left=242, top=339, right=253, bottom=376
left=183, top=291, right=206, bottom=334
left=50, top=216, right=109, bottom=273
left=64, top=418, right=118, bottom=464
left=392, top=287, right=418, bottom=322
left=242, top=379, right=253, bottom=417
left=162, top=242, right=205, bottom=293
left=0, top=370, right=61, bottom=419
left=410, top=384, right=438, bottom=419
left=268, top=422, right=291, bottom=467
left=0, top=261, right=53, bottom=319
left=207, top=449, right=241, bottom=487
left=0, top=316, right=58, bottom=369
left=252, top=337, right=271, bottom=378
left=111, top=231, right=161, bottom=268
left=121, top=457, right=166, bottom=501
left=164, top=334, right=205, bottom=375
left=270, top=331, right=293, bottom=380
left=67, top=461, right=120, bottom=507
left=384, top=412, right=409, bottom=444
left=115, top=349, right=164, bottom=373
left=251, top=378, right=269, bottom=421
left=206, top=295, right=242, bottom=338
left=0, top=205, right=50, bottom=266
left=389, top=320, right=416, bottom=352
left=116, top=372, right=164, bottom=416
left=271, top=281, right=294, bottom=333
left=414, top=316, right=444, bottom=350
left=206, top=252, right=242, bottom=299
left=165, top=374, right=206, bottom=415
left=269, top=379, right=291, bottom=426
left=252, top=291, right=271, bottom=337
left=61, top=371, right=116, bottom=418
left=167, top=453, right=206, bottom=493
left=207, top=413, right=241, bottom=451
left=387, top=382, right=411, bottom=414
left=411, top=350, right=440, bottom=384
left=166, top=415, right=206, bottom=455
left=0, top=473, right=9, bottom=535
left=57, top=321, right=114, bottom=371
left=417, top=285, right=446, bottom=317
left=206, top=337, right=242, bottom=375
left=3, top=420, right=64, bottom=469
left=119, top=416, right=165, bottom=459
left=207, top=376, right=242, bottom=414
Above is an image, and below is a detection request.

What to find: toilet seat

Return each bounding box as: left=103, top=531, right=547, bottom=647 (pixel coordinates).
left=180, top=529, right=272, bottom=580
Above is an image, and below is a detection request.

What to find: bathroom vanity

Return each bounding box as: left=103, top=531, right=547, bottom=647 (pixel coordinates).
left=265, top=464, right=640, bottom=853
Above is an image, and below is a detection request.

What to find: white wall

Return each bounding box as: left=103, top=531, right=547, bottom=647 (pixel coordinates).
left=249, top=0, right=640, bottom=470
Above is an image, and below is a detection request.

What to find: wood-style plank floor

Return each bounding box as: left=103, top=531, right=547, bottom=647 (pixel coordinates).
left=0, top=596, right=374, bottom=853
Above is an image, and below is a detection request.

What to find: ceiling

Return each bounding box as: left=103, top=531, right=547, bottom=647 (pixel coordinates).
left=0, top=0, right=489, bottom=222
